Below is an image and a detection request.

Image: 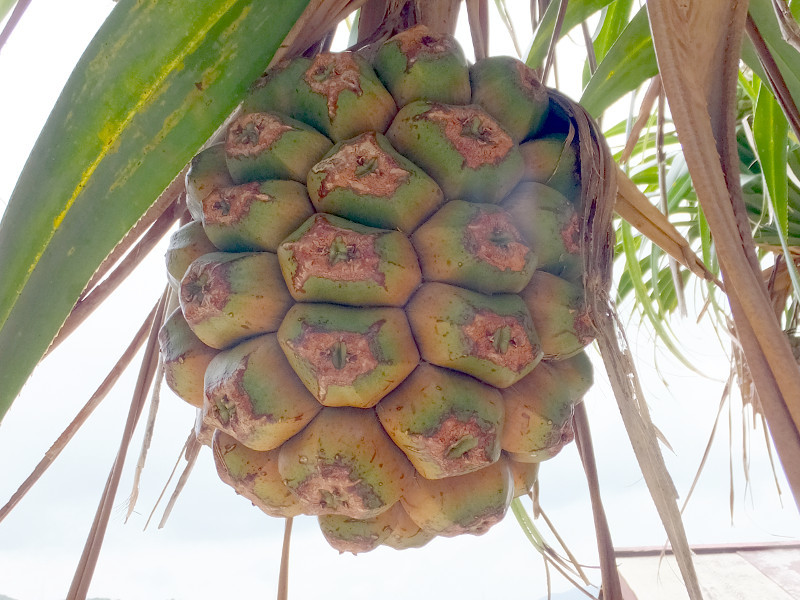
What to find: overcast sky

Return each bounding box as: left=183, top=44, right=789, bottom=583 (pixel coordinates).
left=1, top=2, right=799, bottom=600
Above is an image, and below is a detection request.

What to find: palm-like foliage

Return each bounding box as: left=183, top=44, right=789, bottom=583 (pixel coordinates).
left=1, top=1, right=800, bottom=599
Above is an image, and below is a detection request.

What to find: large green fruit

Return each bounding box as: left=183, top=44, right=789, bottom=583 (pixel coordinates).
left=159, top=27, right=600, bottom=554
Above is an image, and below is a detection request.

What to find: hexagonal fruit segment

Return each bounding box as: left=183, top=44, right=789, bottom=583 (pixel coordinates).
left=470, top=56, right=550, bottom=143
left=386, top=100, right=523, bottom=203
left=202, top=333, right=321, bottom=451
left=520, top=271, right=593, bottom=360
left=179, top=251, right=292, bottom=349
left=411, top=200, right=536, bottom=294
left=278, top=213, right=421, bottom=307
left=164, top=221, right=218, bottom=291
left=377, top=362, right=503, bottom=479
left=225, top=111, right=332, bottom=184
left=318, top=510, right=395, bottom=555
left=185, top=143, right=234, bottom=221
left=278, top=407, right=413, bottom=519
left=307, top=131, right=443, bottom=233
left=244, top=53, right=397, bottom=142
left=158, top=307, right=219, bottom=408
left=508, top=458, right=539, bottom=497
left=502, top=352, right=593, bottom=462
left=372, top=24, right=471, bottom=107
left=200, top=180, right=314, bottom=252
left=406, top=282, right=542, bottom=388
left=381, top=503, right=436, bottom=550
left=502, top=181, right=581, bottom=282
left=401, top=459, right=513, bottom=537
left=278, top=303, right=419, bottom=408
left=212, top=430, right=306, bottom=518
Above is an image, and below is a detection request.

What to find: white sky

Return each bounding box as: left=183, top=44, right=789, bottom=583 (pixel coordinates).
left=1, top=2, right=799, bottom=600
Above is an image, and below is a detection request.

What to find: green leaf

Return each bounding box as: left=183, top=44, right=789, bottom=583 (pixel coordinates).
left=0, top=0, right=17, bottom=24
left=753, top=81, right=800, bottom=299
left=583, top=0, right=634, bottom=85
left=0, top=0, right=310, bottom=420
left=526, top=0, right=613, bottom=69
left=580, top=5, right=657, bottom=118
left=748, top=0, right=800, bottom=115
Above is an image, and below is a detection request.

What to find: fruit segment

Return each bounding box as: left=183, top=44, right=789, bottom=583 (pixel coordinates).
left=213, top=430, right=306, bottom=518
left=400, top=459, right=514, bottom=537
left=179, top=251, right=293, bottom=349
left=164, top=220, right=218, bottom=291
left=519, top=133, right=581, bottom=202
left=185, top=143, right=234, bottom=221
left=377, top=362, right=504, bottom=479
left=520, top=271, right=593, bottom=360
left=278, top=213, right=421, bottom=307
left=203, top=334, right=321, bottom=451
left=501, top=352, right=593, bottom=461
left=318, top=510, right=395, bottom=555
left=470, top=56, right=550, bottom=143
left=381, top=503, right=436, bottom=550
left=508, top=458, right=540, bottom=497
left=502, top=182, right=581, bottom=282
left=244, top=53, right=397, bottom=142
left=278, top=407, right=412, bottom=519
left=225, top=111, right=332, bottom=184
left=307, top=131, right=444, bottom=232
left=411, top=200, right=537, bottom=294
left=278, top=303, right=419, bottom=408
left=372, top=24, right=471, bottom=107
left=200, top=180, right=314, bottom=252
left=158, top=307, right=219, bottom=408
left=386, top=100, right=524, bottom=203
left=406, top=282, right=542, bottom=388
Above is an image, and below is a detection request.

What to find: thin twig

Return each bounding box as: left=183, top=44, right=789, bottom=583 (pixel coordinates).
left=66, top=288, right=169, bottom=600
left=278, top=518, right=294, bottom=600
left=144, top=430, right=194, bottom=531
left=619, top=76, right=662, bottom=165
left=0, top=0, right=31, bottom=53
left=542, top=0, right=567, bottom=84
left=573, top=402, right=622, bottom=600
left=771, top=0, right=800, bottom=51
left=466, top=0, right=489, bottom=60
left=125, top=357, right=166, bottom=523
left=656, top=87, right=687, bottom=317
left=157, top=436, right=201, bottom=529
left=0, top=301, right=157, bottom=524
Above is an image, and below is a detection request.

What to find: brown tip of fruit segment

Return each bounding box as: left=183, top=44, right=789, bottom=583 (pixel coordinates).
left=284, top=321, right=383, bottom=401
left=226, top=113, right=292, bottom=157
left=205, top=362, right=248, bottom=426
left=393, top=25, right=459, bottom=68
left=295, top=463, right=382, bottom=518
left=416, top=415, right=497, bottom=477
left=462, top=311, right=536, bottom=373
left=313, top=132, right=409, bottom=199
left=464, top=211, right=529, bottom=272
left=304, top=53, right=363, bottom=119
left=285, top=215, right=385, bottom=291
left=514, top=61, right=549, bottom=104
left=180, top=262, right=231, bottom=324
left=421, top=105, right=513, bottom=169
left=202, top=182, right=266, bottom=226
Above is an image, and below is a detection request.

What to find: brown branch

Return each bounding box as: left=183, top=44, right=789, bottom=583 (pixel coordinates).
left=542, top=0, right=568, bottom=84
left=278, top=518, right=294, bottom=600
left=0, top=0, right=31, bottom=53
left=157, top=436, right=201, bottom=529
left=573, top=402, right=623, bottom=600
left=0, top=300, right=157, bottom=524
left=771, top=0, right=800, bottom=52
left=619, top=76, right=662, bottom=165
left=466, top=0, right=489, bottom=60
left=66, top=287, right=169, bottom=600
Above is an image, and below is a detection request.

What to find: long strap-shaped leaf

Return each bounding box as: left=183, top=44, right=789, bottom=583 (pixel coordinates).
left=648, top=0, right=800, bottom=512
left=0, top=0, right=310, bottom=420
